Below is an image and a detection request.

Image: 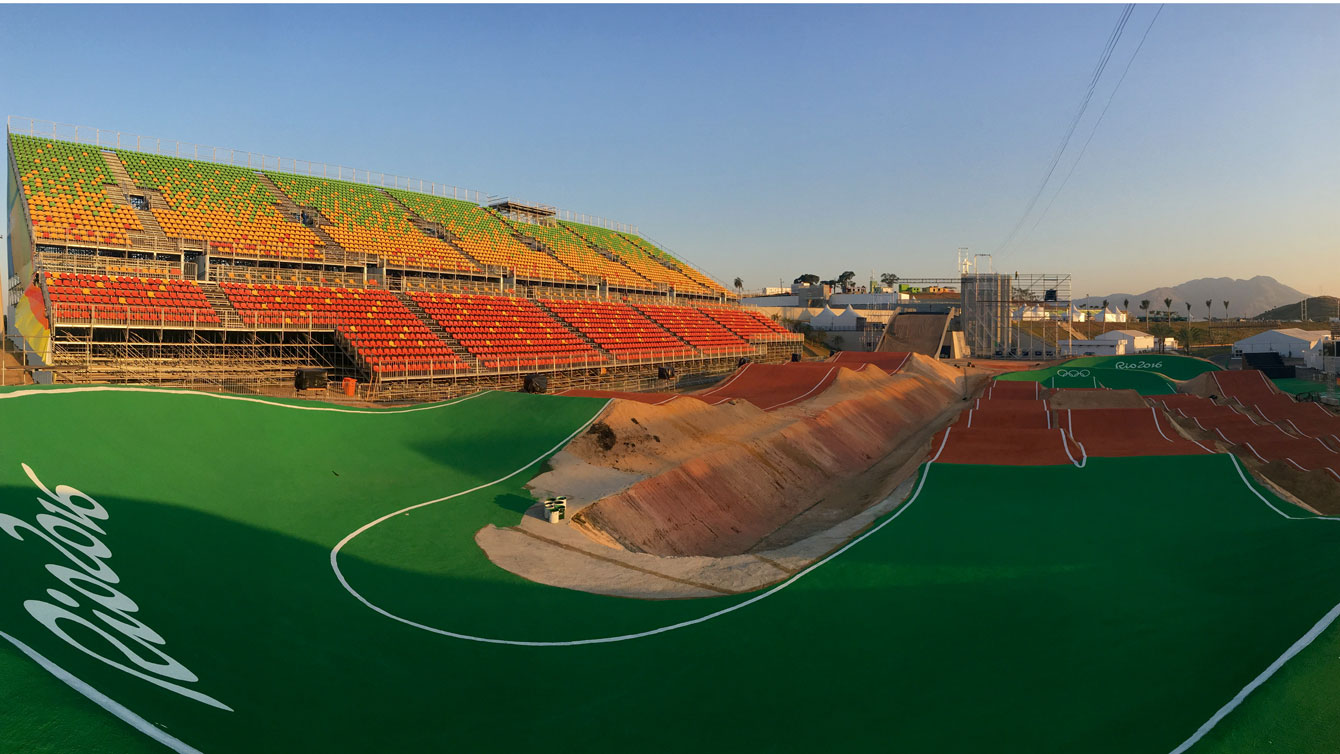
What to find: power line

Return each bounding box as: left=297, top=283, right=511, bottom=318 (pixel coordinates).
left=994, top=4, right=1135, bottom=256
left=1027, top=4, right=1165, bottom=235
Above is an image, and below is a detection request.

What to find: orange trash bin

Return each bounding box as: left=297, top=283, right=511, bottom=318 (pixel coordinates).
left=342, top=377, right=357, bottom=397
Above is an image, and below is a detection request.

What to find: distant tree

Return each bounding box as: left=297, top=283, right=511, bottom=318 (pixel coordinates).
left=1123, top=297, right=1130, bottom=314
left=1185, top=302, right=1194, bottom=352
left=1223, top=300, right=1230, bottom=322
left=1101, top=299, right=1110, bottom=334
left=1163, top=298, right=1174, bottom=352
left=794, top=274, right=820, bottom=285
left=837, top=271, right=856, bottom=292
left=879, top=272, right=900, bottom=289
left=733, top=277, right=743, bottom=294
left=1140, top=299, right=1151, bottom=322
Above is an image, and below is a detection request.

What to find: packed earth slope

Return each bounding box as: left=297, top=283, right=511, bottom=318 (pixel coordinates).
left=568, top=355, right=963, bottom=556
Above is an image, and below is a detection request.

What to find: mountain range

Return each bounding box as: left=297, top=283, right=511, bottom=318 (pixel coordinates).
left=1073, top=276, right=1308, bottom=320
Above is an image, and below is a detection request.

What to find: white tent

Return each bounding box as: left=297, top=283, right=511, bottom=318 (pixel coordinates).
left=1094, top=307, right=1128, bottom=323
left=810, top=305, right=861, bottom=331
left=1066, top=305, right=1088, bottom=323
left=1234, top=329, right=1332, bottom=368
left=1013, top=304, right=1047, bottom=321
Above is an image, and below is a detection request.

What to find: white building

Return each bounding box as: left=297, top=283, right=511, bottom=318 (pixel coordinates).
left=1093, top=329, right=1158, bottom=353
left=1234, top=329, right=1332, bottom=369
left=1061, top=339, right=1127, bottom=357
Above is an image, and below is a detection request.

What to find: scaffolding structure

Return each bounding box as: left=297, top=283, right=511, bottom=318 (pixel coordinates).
left=959, top=254, right=1072, bottom=358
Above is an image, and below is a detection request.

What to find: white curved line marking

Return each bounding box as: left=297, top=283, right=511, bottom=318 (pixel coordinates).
left=333, top=425, right=939, bottom=647
left=696, top=363, right=751, bottom=398
left=0, top=632, right=204, bottom=754
left=1172, top=456, right=1340, bottom=751
left=764, top=367, right=836, bottom=410
left=1169, top=599, right=1340, bottom=754
left=0, top=384, right=485, bottom=414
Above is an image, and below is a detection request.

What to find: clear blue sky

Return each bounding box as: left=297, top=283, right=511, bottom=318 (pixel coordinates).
left=3, top=4, right=1337, bottom=300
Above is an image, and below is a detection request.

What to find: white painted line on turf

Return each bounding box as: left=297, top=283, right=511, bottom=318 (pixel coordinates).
left=0, top=631, right=206, bottom=754
left=332, top=408, right=939, bottom=647
left=1228, top=454, right=1340, bottom=522
left=1168, top=600, right=1340, bottom=754
left=0, top=384, right=485, bottom=414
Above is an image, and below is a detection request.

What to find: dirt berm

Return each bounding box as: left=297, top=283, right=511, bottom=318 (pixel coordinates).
left=554, top=354, right=966, bottom=557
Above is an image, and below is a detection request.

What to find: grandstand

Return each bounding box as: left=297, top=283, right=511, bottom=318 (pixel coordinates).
left=5, top=120, right=796, bottom=398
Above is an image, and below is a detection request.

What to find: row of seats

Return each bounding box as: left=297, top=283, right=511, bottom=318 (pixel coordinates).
left=508, top=220, right=655, bottom=290
left=561, top=221, right=707, bottom=293
left=117, top=151, right=324, bottom=260
left=10, top=134, right=143, bottom=246
left=619, top=232, right=731, bottom=295
left=384, top=190, right=580, bottom=282
left=265, top=174, right=479, bottom=272
left=44, top=271, right=220, bottom=325
left=634, top=304, right=749, bottom=354
left=335, top=323, right=467, bottom=376
left=411, top=291, right=603, bottom=369
left=701, top=306, right=794, bottom=338
left=542, top=299, right=697, bottom=361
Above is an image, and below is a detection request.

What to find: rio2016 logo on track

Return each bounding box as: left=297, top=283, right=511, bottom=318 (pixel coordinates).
left=0, top=464, right=232, bottom=711
left=1114, top=361, right=1163, bottom=371
left=1056, top=369, right=1092, bottom=377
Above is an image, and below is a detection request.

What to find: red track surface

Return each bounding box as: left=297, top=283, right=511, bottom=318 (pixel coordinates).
left=829, top=351, right=911, bottom=374
left=559, top=389, right=698, bottom=406
left=1238, top=436, right=1340, bottom=480
left=957, top=405, right=1051, bottom=430
left=1211, top=369, right=1293, bottom=408
left=1064, top=407, right=1211, bottom=457
left=930, top=426, right=1084, bottom=466
left=1152, top=395, right=1210, bottom=411
left=1209, top=421, right=1294, bottom=446
left=984, top=380, right=1042, bottom=400
left=694, top=362, right=841, bottom=411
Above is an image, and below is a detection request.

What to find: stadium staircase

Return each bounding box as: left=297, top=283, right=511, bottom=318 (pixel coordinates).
left=531, top=300, right=612, bottom=352
left=254, top=174, right=356, bottom=265
left=380, top=189, right=495, bottom=274
left=102, top=151, right=175, bottom=252
left=197, top=280, right=247, bottom=328
left=393, top=291, right=480, bottom=369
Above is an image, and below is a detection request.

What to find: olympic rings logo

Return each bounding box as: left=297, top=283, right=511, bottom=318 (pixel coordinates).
left=1056, top=369, right=1092, bottom=377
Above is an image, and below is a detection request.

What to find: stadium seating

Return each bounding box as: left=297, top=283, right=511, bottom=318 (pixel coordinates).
left=700, top=306, right=793, bottom=338
left=265, top=174, right=479, bottom=273
left=411, top=291, right=604, bottom=370
left=219, top=281, right=463, bottom=375
left=44, top=271, right=220, bottom=325
left=634, top=304, right=749, bottom=354
left=542, top=299, right=697, bottom=360
left=508, top=220, right=654, bottom=290
left=561, top=222, right=708, bottom=293
left=620, top=233, right=732, bottom=296
left=386, top=191, right=581, bottom=283
left=10, top=134, right=143, bottom=246
left=116, top=151, right=323, bottom=259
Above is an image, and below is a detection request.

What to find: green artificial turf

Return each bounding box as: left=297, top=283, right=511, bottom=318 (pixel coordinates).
left=1271, top=377, right=1328, bottom=397
left=2, top=387, right=1338, bottom=753
left=997, top=365, right=1177, bottom=395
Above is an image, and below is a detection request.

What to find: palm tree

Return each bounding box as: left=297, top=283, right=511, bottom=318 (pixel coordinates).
left=1163, top=298, right=1173, bottom=352
left=1223, top=300, right=1230, bottom=321
left=1185, top=302, right=1193, bottom=353
left=733, top=277, right=743, bottom=295
left=1139, top=299, right=1151, bottom=323
left=1101, top=299, right=1110, bottom=334
left=1205, top=299, right=1213, bottom=343
left=1123, top=298, right=1130, bottom=324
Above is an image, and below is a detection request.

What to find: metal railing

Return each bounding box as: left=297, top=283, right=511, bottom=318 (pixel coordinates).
left=555, top=210, right=638, bottom=234
left=36, top=252, right=184, bottom=278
